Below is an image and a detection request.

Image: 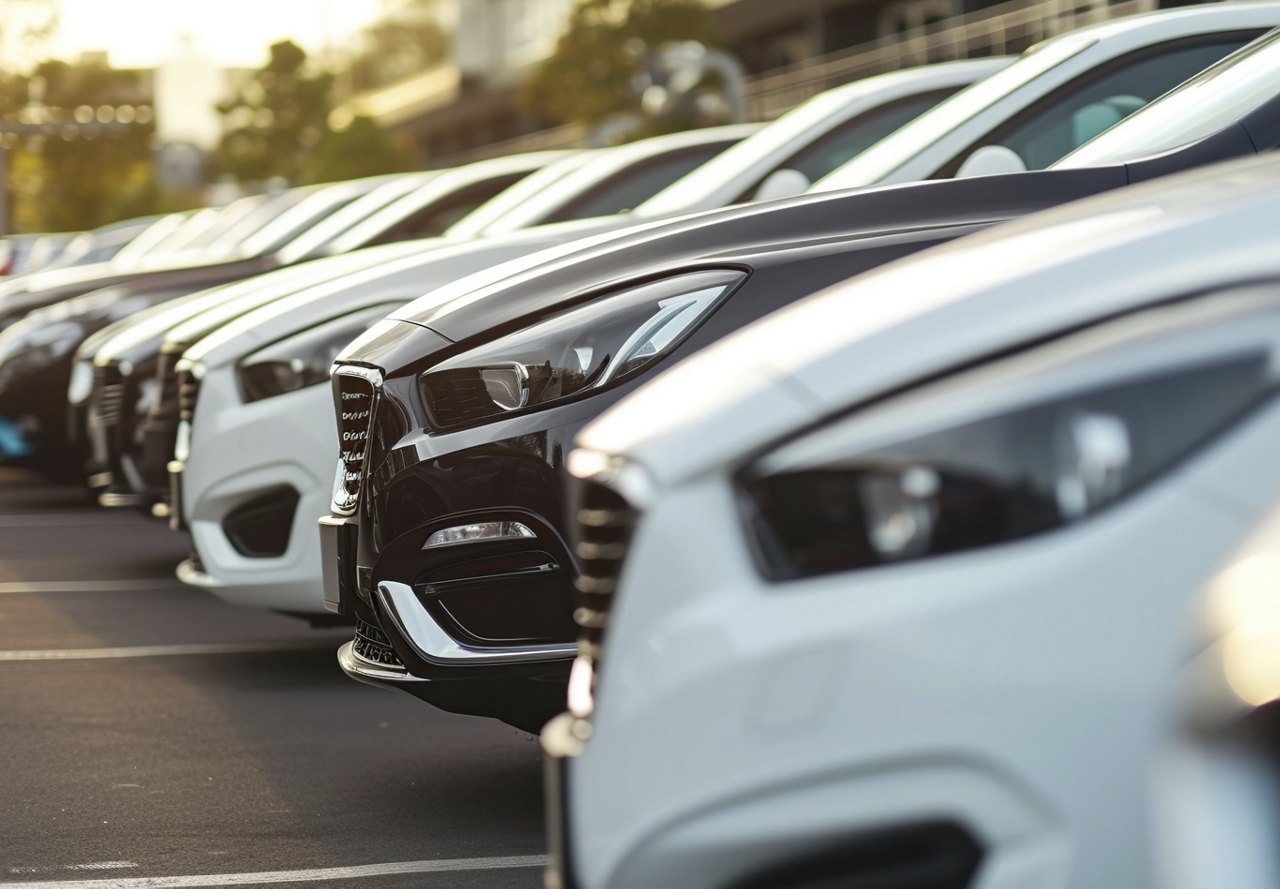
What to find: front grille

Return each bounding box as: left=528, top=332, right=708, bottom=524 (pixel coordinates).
left=572, top=479, right=638, bottom=665
left=332, top=366, right=381, bottom=515
left=89, top=363, right=126, bottom=429
left=176, top=366, right=201, bottom=422
left=150, top=350, right=182, bottom=423
left=353, top=616, right=403, bottom=668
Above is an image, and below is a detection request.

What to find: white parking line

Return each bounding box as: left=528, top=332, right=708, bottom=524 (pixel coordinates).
left=0, top=640, right=338, bottom=661
left=0, top=580, right=179, bottom=595
left=9, top=862, right=139, bottom=875
left=0, top=855, right=548, bottom=887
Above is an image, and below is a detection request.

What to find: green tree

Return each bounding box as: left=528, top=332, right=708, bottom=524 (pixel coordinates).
left=213, top=40, right=333, bottom=185
left=520, top=0, right=717, bottom=129
left=298, top=114, right=410, bottom=184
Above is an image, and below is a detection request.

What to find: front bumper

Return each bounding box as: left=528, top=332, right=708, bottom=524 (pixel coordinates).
left=177, top=365, right=334, bottom=614
left=557, top=400, right=1280, bottom=889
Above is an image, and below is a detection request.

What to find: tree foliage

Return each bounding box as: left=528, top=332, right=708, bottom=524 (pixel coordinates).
left=212, top=41, right=333, bottom=185
left=1, top=58, right=155, bottom=232
left=298, top=115, right=410, bottom=184
left=520, top=0, right=718, bottom=128
left=347, top=19, right=449, bottom=94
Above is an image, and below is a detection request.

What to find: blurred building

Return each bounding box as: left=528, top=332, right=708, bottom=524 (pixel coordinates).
left=333, top=0, right=1209, bottom=167
left=153, top=40, right=252, bottom=189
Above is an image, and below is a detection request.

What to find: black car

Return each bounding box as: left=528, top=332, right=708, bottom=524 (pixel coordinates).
left=320, top=34, right=1280, bottom=733
left=0, top=179, right=394, bottom=471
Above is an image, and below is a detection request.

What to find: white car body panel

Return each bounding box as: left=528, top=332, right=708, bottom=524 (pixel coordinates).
left=562, top=154, right=1280, bottom=889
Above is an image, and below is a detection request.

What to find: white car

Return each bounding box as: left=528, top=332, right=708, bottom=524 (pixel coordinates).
left=545, top=153, right=1280, bottom=889
left=168, top=60, right=1006, bottom=616
left=810, top=1, right=1280, bottom=189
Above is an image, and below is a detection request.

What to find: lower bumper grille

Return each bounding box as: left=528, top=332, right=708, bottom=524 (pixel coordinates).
left=353, top=616, right=403, bottom=668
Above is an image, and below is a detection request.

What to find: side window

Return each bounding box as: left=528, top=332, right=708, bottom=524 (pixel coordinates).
left=739, top=88, right=956, bottom=201
left=951, top=37, right=1252, bottom=172
left=543, top=143, right=733, bottom=223
left=372, top=175, right=527, bottom=245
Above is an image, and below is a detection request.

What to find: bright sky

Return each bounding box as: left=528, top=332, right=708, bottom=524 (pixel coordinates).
left=51, top=0, right=385, bottom=68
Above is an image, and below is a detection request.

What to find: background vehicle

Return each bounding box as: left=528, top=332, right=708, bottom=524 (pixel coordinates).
left=84, top=126, right=753, bottom=511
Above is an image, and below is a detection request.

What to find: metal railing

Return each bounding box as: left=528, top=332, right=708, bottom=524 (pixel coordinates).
left=434, top=0, right=1158, bottom=166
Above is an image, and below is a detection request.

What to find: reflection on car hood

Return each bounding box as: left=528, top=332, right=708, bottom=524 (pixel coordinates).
left=579, top=154, right=1280, bottom=486
left=389, top=166, right=1123, bottom=345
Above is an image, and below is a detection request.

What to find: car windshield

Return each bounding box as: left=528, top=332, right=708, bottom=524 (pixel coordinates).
left=276, top=173, right=435, bottom=263
left=635, top=78, right=887, bottom=217
left=1055, top=28, right=1280, bottom=168
left=812, top=32, right=1096, bottom=191
left=443, top=153, right=593, bottom=239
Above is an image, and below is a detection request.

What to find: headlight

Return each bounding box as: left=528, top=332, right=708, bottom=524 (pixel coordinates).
left=237, top=304, right=397, bottom=403
left=418, top=270, right=746, bottom=429
left=740, top=289, right=1280, bottom=582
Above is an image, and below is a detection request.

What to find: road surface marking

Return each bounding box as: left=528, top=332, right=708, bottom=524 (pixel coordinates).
left=0, top=855, right=548, bottom=887
left=0, top=640, right=338, bottom=661
left=0, top=580, right=179, bottom=595
left=8, top=863, right=138, bottom=875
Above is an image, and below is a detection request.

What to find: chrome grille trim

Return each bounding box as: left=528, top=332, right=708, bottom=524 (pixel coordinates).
left=176, top=366, right=200, bottom=423
left=331, top=365, right=382, bottom=516
left=571, top=478, right=638, bottom=665
left=88, top=363, right=126, bottom=429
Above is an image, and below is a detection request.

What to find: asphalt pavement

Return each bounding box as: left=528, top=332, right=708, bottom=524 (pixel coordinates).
left=0, top=470, right=546, bottom=888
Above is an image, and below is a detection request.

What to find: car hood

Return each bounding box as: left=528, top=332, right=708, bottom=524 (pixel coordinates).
left=161, top=241, right=425, bottom=349
left=0, top=253, right=270, bottom=326
left=388, top=166, right=1125, bottom=346
left=578, top=154, right=1280, bottom=487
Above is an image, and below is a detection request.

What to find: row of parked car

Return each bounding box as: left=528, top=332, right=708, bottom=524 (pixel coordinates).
left=5, top=4, right=1280, bottom=885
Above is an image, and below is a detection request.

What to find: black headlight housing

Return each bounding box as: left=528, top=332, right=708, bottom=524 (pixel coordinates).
left=740, top=286, right=1280, bottom=582
left=418, top=269, right=747, bottom=430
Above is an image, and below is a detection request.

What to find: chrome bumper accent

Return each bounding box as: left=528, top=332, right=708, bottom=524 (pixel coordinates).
left=376, top=580, right=576, bottom=666
left=176, top=556, right=224, bottom=589
left=336, top=640, right=426, bottom=689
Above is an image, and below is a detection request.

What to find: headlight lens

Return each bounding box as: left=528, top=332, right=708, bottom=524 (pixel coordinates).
left=237, top=304, right=397, bottom=403
left=741, top=290, right=1280, bottom=582
left=418, top=270, right=746, bottom=429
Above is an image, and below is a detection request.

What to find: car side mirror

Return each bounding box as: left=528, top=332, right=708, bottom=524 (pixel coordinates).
left=955, top=145, right=1028, bottom=179
left=751, top=168, right=812, bottom=202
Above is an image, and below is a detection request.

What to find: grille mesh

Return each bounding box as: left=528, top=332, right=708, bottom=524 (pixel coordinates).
left=572, top=479, right=638, bottom=663
left=353, top=616, right=403, bottom=668
left=332, top=368, right=379, bottom=513
left=89, top=363, right=126, bottom=429
left=176, top=367, right=201, bottom=423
